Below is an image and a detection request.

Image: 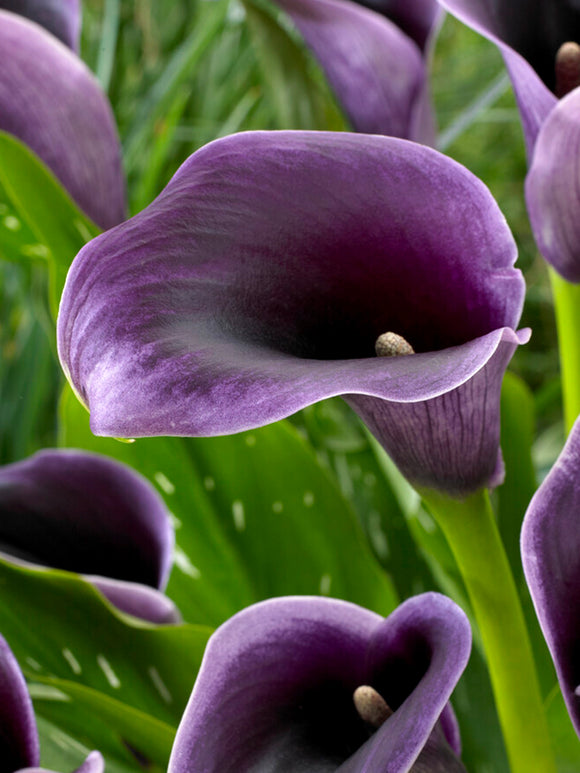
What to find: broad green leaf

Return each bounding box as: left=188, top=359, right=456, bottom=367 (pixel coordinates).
left=33, top=678, right=174, bottom=772
left=242, top=0, right=348, bottom=130
left=0, top=557, right=210, bottom=728
left=59, top=386, right=398, bottom=626
left=546, top=685, right=580, bottom=773
left=0, top=132, right=100, bottom=315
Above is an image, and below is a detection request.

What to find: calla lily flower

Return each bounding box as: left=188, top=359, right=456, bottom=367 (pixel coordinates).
left=168, top=593, right=471, bottom=772
left=356, top=0, right=440, bottom=52
left=0, top=0, right=80, bottom=50
left=437, top=0, right=580, bottom=280
left=58, top=131, right=527, bottom=497
left=0, top=449, right=179, bottom=624
left=522, top=417, right=580, bottom=737
left=271, top=0, right=440, bottom=142
left=0, top=11, right=125, bottom=230
left=0, top=633, right=104, bottom=773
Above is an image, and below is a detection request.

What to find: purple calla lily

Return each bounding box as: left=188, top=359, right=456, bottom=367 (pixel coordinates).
left=0, top=449, right=179, bottom=624
left=0, top=0, right=80, bottom=50
left=0, top=11, right=125, bottom=230
left=355, top=0, right=440, bottom=52
left=168, top=593, right=471, bottom=772
left=0, top=633, right=104, bottom=773
left=522, top=417, right=580, bottom=737
left=437, top=0, right=580, bottom=280
left=271, top=0, right=440, bottom=142
left=58, top=131, right=527, bottom=497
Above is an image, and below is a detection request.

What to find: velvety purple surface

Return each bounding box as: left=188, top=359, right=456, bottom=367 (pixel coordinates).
left=354, top=0, right=440, bottom=51
left=0, top=635, right=39, bottom=772
left=525, top=87, right=580, bottom=282
left=0, top=0, right=80, bottom=49
left=58, top=131, right=526, bottom=496
left=168, top=594, right=471, bottom=772
left=272, top=0, right=436, bottom=143
left=0, top=449, right=179, bottom=624
left=0, top=11, right=125, bottom=229
left=522, top=418, right=580, bottom=737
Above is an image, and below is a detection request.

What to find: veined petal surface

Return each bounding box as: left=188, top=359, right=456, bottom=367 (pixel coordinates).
left=0, top=11, right=125, bottom=229
left=0, top=0, right=80, bottom=50
left=522, top=418, right=580, bottom=736
left=168, top=594, right=471, bottom=772
left=58, top=131, right=525, bottom=496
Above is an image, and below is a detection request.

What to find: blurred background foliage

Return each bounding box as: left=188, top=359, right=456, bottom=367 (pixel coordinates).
left=0, top=2, right=571, bottom=771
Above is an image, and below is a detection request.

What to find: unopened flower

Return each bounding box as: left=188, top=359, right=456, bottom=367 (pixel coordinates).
left=168, top=594, right=471, bottom=772
left=0, top=449, right=179, bottom=624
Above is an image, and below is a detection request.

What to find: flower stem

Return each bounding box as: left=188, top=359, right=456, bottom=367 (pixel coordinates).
left=549, top=267, right=580, bottom=433
left=419, top=488, right=555, bottom=773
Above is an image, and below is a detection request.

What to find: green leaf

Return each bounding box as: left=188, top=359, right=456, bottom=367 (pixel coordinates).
left=0, top=132, right=100, bottom=316
left=0, top=557, right=210, bottom=728
left=546, top=684, right=580, bottom=773
left=59, top=386, right=398, bottom=627
left=33, top=678, right=174, bottom=772
left=242, top=0, right=348, bottom=130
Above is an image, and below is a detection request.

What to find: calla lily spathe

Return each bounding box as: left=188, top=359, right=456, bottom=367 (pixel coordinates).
left=57, top=130, right=528, bottom=497
left=0, top=449, right=179, bottom=624
left=271, top=0, right=440, bottom=142
left=0, top=633, right=104, bottom=773
left=438, top=0, right=580, bottom=280
left=168, top=594, right=471, bottom=772
left=0, top=10, right=125, bottom=230
left=522, top=417, right=580, bottom=737
left=0, top=0, right=80, bottom=50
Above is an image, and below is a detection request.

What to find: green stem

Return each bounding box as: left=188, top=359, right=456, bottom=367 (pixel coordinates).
left=549, top=267, right=580, bottom=433
left=420, top=488, right=555, bottom=773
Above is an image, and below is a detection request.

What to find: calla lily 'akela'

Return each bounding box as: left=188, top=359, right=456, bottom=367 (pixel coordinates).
left=0, top=0, right=80, bottom=50
left=522, top=417, right=580, bottom=737
left=438, top=0, right=580, bottom=281
left=271, top=0, right=440, bottom=142
left=0, top=449, right=179, bottom=624
left=0, top=633, right=104, bottom=773
left=57, top=131, right=528, bottom=497
left=168, top=594, right=471, bottom=772
left=0, top=10, right=125, bottom=230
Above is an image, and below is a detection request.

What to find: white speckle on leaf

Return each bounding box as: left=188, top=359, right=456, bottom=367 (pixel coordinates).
left=245, top=434, right=256, bottom=447
left=154, top=472, right=175, bottom=495
left=26, top=658, right=41, bottom=671
left=303, top=491, right=315, bottom=507
left=319, top=574, right=332, bottom=595
left=97, top=655, right=121, bottom=688
left=174, top=546, right=201, bottom=578
left=368, top=512, right=389, bottom=559
left=3, top=215, right=20, bottom=231
left=204, top=476, right=215, bottom=491
left=28, top=683, right=71, bottom=701
left=272, top=501, right=283, bottom=513
left=62, top=648, right=82, bottom=674
left=148, top=666, right=173, bottom=703
left=232, top=500, right=246, bottom=531
left=363, top=472, right=376, bottom=487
